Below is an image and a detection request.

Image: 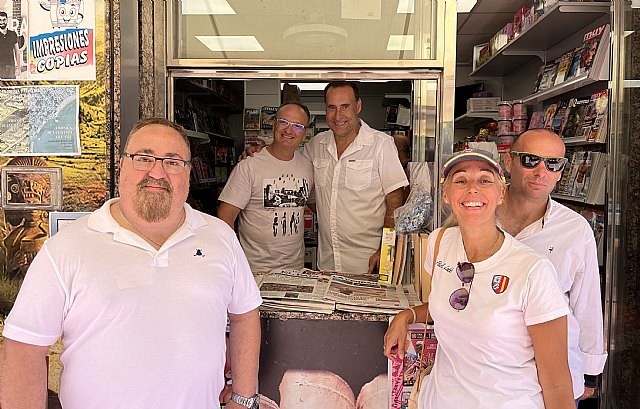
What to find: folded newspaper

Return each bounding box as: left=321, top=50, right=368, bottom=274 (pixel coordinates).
left=257, top=269, right=420, bottom=314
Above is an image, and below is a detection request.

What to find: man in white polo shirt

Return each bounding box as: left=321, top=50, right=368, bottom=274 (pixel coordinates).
left=304, top=81, right=408, bottom=274
left=218, top=103, right=313, bottom=272
left=0, top=118, right=262, bottom=409
left=497, top=128, right=607, bottom=403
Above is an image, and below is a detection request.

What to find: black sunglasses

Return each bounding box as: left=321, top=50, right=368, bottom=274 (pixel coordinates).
left=510, top=151, right=568, bottom=172
left=449, top=262, right=475, bottom=311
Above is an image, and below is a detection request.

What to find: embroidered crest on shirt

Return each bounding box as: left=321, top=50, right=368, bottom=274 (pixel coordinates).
left=491, top=275, right=510, bottom=294
left=194, top=249, right=205, bottom=257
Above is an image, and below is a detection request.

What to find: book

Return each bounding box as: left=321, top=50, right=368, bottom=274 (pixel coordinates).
left=553, top=50, right=575, bottom=86
left=261, top=106, right=278, bottom=130
left=243, top=108, right=261, bottom=130
left=379, top=228, right=397, bottom=284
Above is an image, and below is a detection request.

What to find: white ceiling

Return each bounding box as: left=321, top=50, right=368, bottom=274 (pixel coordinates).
left=456, top=0, right=528, bottom=67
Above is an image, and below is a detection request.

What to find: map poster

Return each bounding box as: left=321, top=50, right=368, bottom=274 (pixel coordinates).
left=28, top=0, right=95, bottom=80
left=0, top=85, right=81, bottom=156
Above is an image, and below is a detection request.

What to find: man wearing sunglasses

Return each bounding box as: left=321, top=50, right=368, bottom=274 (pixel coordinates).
left=1, top=118, right=262, bottom=409
left=218, top=103, right=313, bottom=272
left=498, top=128, right=607, bottom=403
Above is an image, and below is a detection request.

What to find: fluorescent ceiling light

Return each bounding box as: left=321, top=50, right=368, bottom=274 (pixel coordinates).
left=457, top=0, right=477, bottom=13
left=387, top=35, right=414, bottom=51
left=181, top=0, right=236, bottom=15
left=397, top=0, right=414, bottom=14
left=280, top=82, right=329, bottom=91
left=196, top=36, right=264, bottom=52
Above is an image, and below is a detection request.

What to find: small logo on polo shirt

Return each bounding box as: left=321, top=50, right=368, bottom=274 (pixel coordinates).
left=492, top=275, right=510, bottom=294
left=194, top=249, right=205, bottom=257
left=548, top=246, right=554, bottom=253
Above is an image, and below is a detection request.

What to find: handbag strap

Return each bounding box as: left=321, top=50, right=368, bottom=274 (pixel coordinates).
left=415, top=227, right=446, bottom=388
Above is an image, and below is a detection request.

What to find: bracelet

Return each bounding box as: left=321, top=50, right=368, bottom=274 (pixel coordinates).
left=409, top=307, right=417, bottom=324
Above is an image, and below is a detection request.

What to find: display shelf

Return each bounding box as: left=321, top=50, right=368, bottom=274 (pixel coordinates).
left=551, top=193, right=605, bottom=207
left=175, top=79, right=243, bottom=113
left=470, top=1, right=611, bottom=78
left=521, top=73, right=598, bottom=103
left=454, top=112, right=499, bottom=128
left=185, top=129, right=210, bottom=142
left=562, top=137, right=606, bottom=147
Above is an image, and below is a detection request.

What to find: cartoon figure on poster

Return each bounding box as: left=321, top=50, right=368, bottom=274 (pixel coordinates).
left=0, top=0, right=28, bottom=80
left=28, top=0, right=95, bottom=80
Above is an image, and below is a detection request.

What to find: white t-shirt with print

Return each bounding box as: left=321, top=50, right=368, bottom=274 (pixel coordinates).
left=419, top=227, right=570, bottom=409
left=219, top=149, right=313, bottom=272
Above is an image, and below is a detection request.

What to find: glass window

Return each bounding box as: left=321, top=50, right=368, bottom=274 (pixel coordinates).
left=169, top=0, right=437, bottom=63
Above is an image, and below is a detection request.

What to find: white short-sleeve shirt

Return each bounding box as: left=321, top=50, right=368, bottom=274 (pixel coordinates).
left=3, top=199, right=262, bottom=409
left=419, top=227, right=570, bottom=409
left=303, top=120, right=408, bottom=273
left=219, top=149, right=313, bottom=272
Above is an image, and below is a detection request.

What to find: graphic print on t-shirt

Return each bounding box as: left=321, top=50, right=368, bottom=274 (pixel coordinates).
left=264, top=174, right=309, bottom=238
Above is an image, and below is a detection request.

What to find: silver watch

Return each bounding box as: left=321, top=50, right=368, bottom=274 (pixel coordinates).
left=230, top=392, right=259, bottom=408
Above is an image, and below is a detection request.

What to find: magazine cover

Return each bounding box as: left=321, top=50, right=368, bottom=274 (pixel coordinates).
left=577, top=24, right=608, bottom=76
left=568, top=151, right=592, bottom=197
left=586, top=90, right=609, bottom=142
left=261, top=106, right=278, bottom=130
left=388, top=320, right=437, bottom=409
left=553, top=50, right=574, bottom=86
left=561, top=97, right=590, bottom=139
left=566, top=46, right=584, bottom=79
left=243, top=108, right=261, bottom=130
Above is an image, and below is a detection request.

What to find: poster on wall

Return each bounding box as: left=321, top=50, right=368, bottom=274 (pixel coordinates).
left=0, top=0, right=29, bottom=80
left=28, top=0, right=95, bottom=80
left=0, top=85, right=81, bottom=156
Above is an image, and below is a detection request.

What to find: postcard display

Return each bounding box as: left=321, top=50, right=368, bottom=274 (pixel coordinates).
left=0, top=1, right=110, bottom=398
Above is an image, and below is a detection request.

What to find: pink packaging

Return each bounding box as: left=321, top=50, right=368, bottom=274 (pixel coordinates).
left=498, top=101, right=513, bottom=119
left=498, top=132, right=517, bottom=153
left=513, top=100, right=527, bottom=117
left=513, top=118, right=528, bottom=133
left=498, top=119, right=513, bottom=134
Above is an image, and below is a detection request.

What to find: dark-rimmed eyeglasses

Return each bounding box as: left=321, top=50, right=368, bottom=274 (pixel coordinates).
left=510, top=151, right=568, bottom=172
left=276, top=118, right=306, bottom=133
left=123, top=153, right=191, bottom=175
left=449, top=262, right=475, bottom=310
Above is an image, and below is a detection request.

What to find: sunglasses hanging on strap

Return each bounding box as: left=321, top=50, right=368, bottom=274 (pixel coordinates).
left=407, top=227, right=446, bottom=409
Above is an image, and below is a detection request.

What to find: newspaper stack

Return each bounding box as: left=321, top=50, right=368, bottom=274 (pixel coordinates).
left=257, top=269, right=335, bottom=314
left=256, top=269, right=420, bottom=315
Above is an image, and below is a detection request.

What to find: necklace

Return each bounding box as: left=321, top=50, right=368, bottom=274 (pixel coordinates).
left=117, top=203, right=163, bottom=248
left=467, top=231, right=502, bottom=262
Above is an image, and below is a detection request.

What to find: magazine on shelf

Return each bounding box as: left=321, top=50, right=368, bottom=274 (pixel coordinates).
left=542, top=103, right=558, bottom=129
left=549, top=100, right=569, bottom=135
left=566, top=46, right=584, bottom=79
left=260, top=106, right=278, bottom=130
left=577, top=24, right=609, bottom=77
left=567, top=151, right=592, bottom=198
left=537, top=61, right=559, bottom=92
left=243, top=108, right=261, bottom=130
left=553, top=50, right=575, bottom=86
left=561, top=97, right=591, bottom=139
left=388, top=320, right=438, bottom=409
left=584, top=90, right=609, bottom=143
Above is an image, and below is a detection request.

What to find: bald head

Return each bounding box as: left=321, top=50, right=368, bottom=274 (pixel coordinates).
left=512, top=129, right=566, bottom=157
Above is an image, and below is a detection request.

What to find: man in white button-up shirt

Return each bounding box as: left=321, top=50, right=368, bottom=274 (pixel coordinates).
left=304, top=82, right=408, bottom=274
left=497, top=128, right=607, bottom=403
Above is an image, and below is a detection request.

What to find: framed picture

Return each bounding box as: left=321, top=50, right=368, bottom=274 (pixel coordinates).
left=1, top=166, right=63, bottom=211
left=49, top=211, right=91, bottom=237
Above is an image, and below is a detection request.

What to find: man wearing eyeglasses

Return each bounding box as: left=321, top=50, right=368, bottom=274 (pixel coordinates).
left=304, top=81, right=408, bottom=274
left=218, top=103, right=313, bottom=272
left=498, top=128, right=607, bottom=404
left=0, top=118, right=262, bottom=409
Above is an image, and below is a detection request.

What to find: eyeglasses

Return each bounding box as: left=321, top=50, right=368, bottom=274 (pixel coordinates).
left=123, top=153, right=191, bottom=175
left=510, top=151, right=568, bottom=172
left=449, top=262, right=475, bottom=311
left=276, top=118, right=306, bottom=133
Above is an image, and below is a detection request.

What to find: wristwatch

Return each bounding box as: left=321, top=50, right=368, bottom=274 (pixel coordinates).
left=230, top=392, right=259, bottom=408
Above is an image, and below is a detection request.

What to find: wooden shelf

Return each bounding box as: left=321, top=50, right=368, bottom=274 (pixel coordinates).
left=470, top=2, right=611, bottom=78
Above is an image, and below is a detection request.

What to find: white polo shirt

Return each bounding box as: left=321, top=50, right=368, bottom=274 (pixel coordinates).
left=420, top=227, right=569, bottom=409
left=501, top=198, right=607, bottom=398
left=303, top=120, right=408, bottom=273
left=3, top=199, right=262, bottom=409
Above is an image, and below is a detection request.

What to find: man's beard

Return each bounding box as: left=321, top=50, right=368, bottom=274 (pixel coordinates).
left=133, top=176, right=173, bottom=223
